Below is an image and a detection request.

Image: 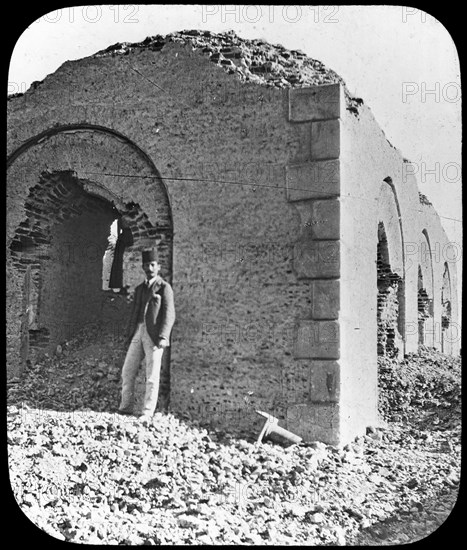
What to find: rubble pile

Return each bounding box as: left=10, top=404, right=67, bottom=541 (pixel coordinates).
left=378, top=346, right=461, bottom=430
left=7, top=334, right=461, bottom=544
left=7, top=326, right=126, bottom=415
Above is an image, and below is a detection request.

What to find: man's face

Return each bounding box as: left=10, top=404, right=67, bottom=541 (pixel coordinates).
left=142, top=261, right=159, bottom=280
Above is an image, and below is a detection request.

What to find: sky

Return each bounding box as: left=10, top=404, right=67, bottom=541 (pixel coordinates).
left=8, top=4, right=462, bottom=308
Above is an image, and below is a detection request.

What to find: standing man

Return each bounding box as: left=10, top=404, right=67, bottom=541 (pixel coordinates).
left=118, top=248, right=175, bottom=423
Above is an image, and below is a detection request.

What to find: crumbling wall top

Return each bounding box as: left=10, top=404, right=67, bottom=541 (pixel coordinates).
left=93, top=29, right=361, bottom=109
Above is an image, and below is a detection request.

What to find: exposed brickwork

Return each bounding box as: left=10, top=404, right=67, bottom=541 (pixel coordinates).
left=441, top=263, right=453, bottom=354
left=418, top=232, right=435, bottom=348
left=417, top=266, right=433, bottom=346
left=377, top=223, right=403, bottom=357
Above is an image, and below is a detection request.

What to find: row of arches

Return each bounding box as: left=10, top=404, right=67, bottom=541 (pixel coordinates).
left=376, top=180, right=454, bottom=357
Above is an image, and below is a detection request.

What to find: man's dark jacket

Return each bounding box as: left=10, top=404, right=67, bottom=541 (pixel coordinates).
left=127, top=276, right=175, bottom=346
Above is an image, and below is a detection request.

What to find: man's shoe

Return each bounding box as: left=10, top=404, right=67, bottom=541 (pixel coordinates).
left=116, top=408, right=133, bottom=416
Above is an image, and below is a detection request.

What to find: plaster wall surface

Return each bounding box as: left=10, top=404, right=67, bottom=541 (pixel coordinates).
left=339, top=103, right=459, bottom=442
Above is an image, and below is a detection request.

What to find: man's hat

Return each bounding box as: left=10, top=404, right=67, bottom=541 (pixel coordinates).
left=142, top=248, right=158, bottom=263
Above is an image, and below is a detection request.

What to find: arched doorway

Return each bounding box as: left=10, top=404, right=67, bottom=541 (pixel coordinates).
left=7, top=125, right=173, bottom=408
left=376, top=222, right=404, bottom=357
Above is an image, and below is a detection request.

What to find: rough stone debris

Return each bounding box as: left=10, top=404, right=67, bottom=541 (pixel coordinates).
left=6, top=30, right=459, bottom=447
left=7, top=345, right=461, bottom=544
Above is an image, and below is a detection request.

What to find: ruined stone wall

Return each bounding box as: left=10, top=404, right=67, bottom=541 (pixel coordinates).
left=7, top=32, right=327, bottom=438
left=7, top=30, right=457, bottom=444
left=339, top=104, right=413, bottom=440
left=416, top=203, right=459, bottom=354
left=338, top=97, right=459, bottom=440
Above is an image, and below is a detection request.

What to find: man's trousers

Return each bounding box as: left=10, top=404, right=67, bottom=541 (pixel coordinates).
left=119, top=322, right=164, bottom=416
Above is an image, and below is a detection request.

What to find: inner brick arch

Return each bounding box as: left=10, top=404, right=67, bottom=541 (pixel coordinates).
left=376, top=222, right=403, bottom=357
left=376, top=178, right=405, bottom=357
left=6, top=125, right=173, bottom=383
left=441, top=262, right=453, bottom=354
left=418, top=230, right=434, bottom=347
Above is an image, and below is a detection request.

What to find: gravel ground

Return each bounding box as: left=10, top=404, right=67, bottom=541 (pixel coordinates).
left=7, top=338, right=461, bottom=545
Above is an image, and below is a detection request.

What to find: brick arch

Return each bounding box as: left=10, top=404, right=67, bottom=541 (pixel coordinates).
left=376, top=179, right=405, bottom=356
left=420, top=229, right=434, bottom=296
left=376, top=222, right=404, bottom=357
left=7, top=124, right=172, bottom=238
left=441, top=262, right=453, bottom=354
left=6, top=125, right=173, bottom=377
left=377, top=178, right=404, bottom=277
left=418, top=229, right=434, bottom=347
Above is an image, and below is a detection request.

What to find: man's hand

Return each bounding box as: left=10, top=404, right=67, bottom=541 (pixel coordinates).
left=155, top=338, right=169, bottom=349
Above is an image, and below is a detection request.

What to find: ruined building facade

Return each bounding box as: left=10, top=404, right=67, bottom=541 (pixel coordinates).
left=7, top=31, right=459, bottom=445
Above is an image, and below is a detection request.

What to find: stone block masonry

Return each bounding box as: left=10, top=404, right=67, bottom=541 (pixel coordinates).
left=285, top=82, right=343, bottom=444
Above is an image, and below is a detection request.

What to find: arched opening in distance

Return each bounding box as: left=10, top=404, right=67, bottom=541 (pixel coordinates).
left=376, top=222, right=403, bottom=357
left=418, top=231, right=434, bottom=348
left=441, top=263, right=452, bottom=354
